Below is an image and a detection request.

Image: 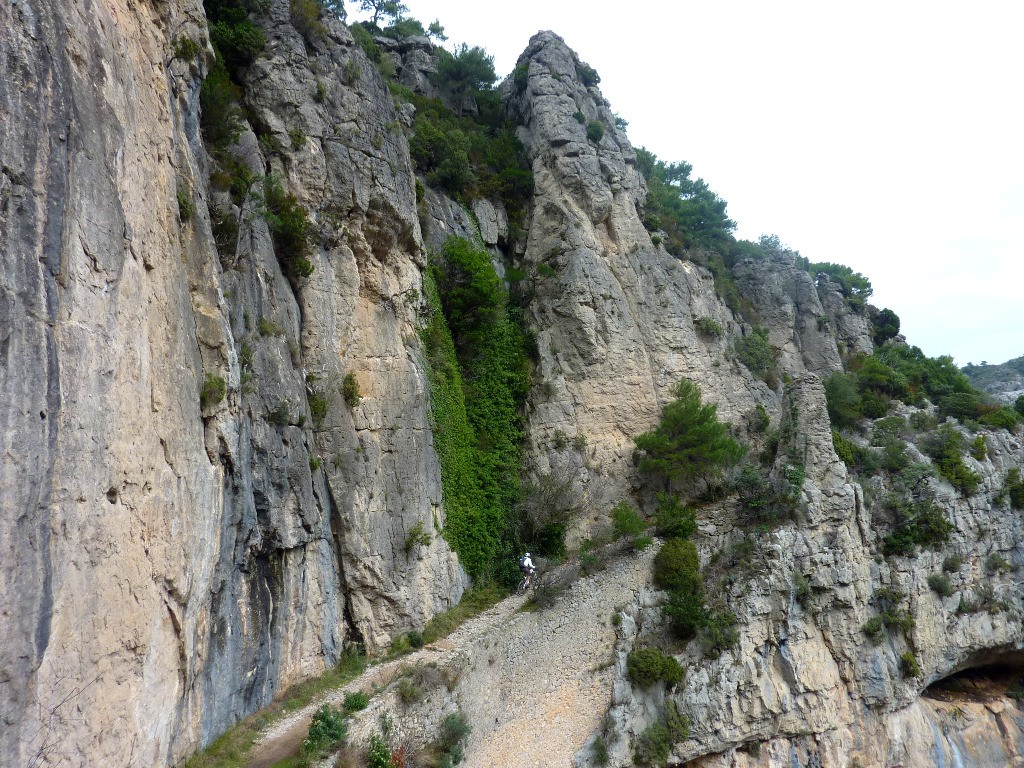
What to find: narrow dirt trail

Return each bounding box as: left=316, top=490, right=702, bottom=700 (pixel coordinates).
left=245, top=590, right=532, bottom=768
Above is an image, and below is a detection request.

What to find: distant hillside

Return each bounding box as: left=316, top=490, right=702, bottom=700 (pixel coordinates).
left=963, top=355, right=1024, bottom=403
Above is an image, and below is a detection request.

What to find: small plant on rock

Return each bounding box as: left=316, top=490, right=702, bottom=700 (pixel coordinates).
left=626, top=647, right=683, bottom=688
left=342, top=372, right=361, bottom=407
left=200, top=373, right=227, bottom=410
left=900, top=651, right=921, bottom=678
left=404, top=520, right=432, bottom=553
left=927, top=573, right=954, bottom=597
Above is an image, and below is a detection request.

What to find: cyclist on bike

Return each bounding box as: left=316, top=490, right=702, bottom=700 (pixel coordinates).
left=519, top=552, right=536, bottom=589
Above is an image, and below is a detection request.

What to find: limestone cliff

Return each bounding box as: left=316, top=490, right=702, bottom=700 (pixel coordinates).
left=1, top=2, right=464, bottom=765
left=2, top=6, right=1023, bottom=768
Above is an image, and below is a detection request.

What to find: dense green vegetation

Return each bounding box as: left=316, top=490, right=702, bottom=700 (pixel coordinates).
left=825, top=345, right=1020, bottom=430
left=404, top=85, right=533, bottom=211
left=421, top=237, right=532, bottom=578
left=634, top=379, right=745, bottom=492
left=626, top=647, right=683, bottom=688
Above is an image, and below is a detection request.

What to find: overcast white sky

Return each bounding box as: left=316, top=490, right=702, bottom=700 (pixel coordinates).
left=354, top=0, right=1023, bottom=365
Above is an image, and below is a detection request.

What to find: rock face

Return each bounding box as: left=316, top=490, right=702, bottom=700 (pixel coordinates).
left=0, top=2, right=464, bottom=766
left=2, top=7, right=1023, bottom=768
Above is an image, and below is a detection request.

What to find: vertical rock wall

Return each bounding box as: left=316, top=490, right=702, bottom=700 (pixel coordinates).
left=0, top=2, right=465, bottom=765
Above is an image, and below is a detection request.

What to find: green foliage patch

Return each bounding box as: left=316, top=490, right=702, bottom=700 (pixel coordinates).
left=421, top=238, right=531, bottom=578
left=301, top=705, right=347, bottom=760
left=734, top=327, right=778, bottom=385
left=634, top=379, right=745, bottom=493
left=627, top=647, right=683, bottom=689
left=261, top=177, right=315, bottom=283
left=925, top=425, right=982, bottom=495
left=882, top=499, right=953, bottom=556
left=406, top=91, right=533, bottom=211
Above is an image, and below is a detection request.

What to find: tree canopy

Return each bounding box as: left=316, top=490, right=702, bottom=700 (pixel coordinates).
left=634, top=379, right=745, bottom=491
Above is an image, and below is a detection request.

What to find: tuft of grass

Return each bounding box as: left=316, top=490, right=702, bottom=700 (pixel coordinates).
left=421, top=583, right=506, bottom=645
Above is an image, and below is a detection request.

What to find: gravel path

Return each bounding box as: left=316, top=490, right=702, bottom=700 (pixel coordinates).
left=245, top=592, right=531, bottom=767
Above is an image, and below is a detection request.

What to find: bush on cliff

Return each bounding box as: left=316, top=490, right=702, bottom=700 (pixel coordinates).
left=634, top=379, right=745, bottom=494
left=627, top=647, right=683, bottom=688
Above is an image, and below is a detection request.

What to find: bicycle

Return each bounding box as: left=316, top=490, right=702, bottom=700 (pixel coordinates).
left=516, top=569, right=537, bottom=595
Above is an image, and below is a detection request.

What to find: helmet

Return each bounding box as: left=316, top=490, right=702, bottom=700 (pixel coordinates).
left=524, top=552, right=530, bottom=558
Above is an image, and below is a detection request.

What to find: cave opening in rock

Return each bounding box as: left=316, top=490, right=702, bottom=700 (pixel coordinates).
left=925, top=652, right=1024, bottom=703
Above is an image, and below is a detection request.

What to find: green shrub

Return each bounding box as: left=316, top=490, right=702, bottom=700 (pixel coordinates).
left=634, top=379, right=745, bottom=491
left=262, top=176, right=314, bottom=282
left=701, top=609, right=739, bottom=655
left=404, top=520, right=432, bottom=553
left=176, top=187, right=194, bottom=221
left=872, top=307, right=901, bottom=345
left=938, top=391, right=981, bottom=421
left=900, top=651, right=921, bottom=678
left=652, top=493, right=696, bottom=539
left=653, top=539, right=700, bottom=593
left=308, top=391, right=328, bottom=427
left=824, top=373, right=862, bottom=429
left=985, top=553, right=1013, bottom=574
left=437, top=712, right=471, bottom=753
left=979, top=405, right=1020, bottom=430
left=208, top=16, right=266, bottom=77
left=367, top=733, right=391, bottom=768
left=663, top=589, right=706, bottom=640
left=694, top=316, right=723, bottom=338
left=577, top=63, right=600, bottom=87
left=927, top=573, right=953, bottom=597
left=882, top=499, right=953, bottom=556
left=793, top=574, right=812, bottom=607
left=257, top=316, right=284, bottom=337
left=289, top=0, right=324, bottom=41
left=200, top=59, right=243, bottom=151
left=863, top=615, right=885, bottom=644
left=1005, top=469, right=1024, bottom=510
left=200, top=373, right=227, bottom=410
left=626, top=647, right=683, bottom=688
left=288, top=127, right=306, bottom=150
left=301, top=704, right=347, bottom=758
left=872, top=416, right=906, bottom=444
left=665, top=700, right=689, bottom=741
left=943, top=555, right=964, bottom=572
left=173, top=35, right=201, bottom=61
left=909, top=410, right=938, bottom=431
left=611, top=501, right=645, bottom=539
left=342, top=372, right=360, bottom=407
left=734, top=327, right=777, bottom=384
left=970, top=435, right=987, bottom=460
left=408, top=630, right=424, bottom=648
left=734, top=463, right=803, bottom=527
left=633, top=723, right=671, bottom=767
left=926, top=425, right=981, bottom=495
left=803, top=260, right=872, bottom=309
left=585, top=120, right=604, bottom=142
left=342, top=690, right=368, bottom=713
left=398, top=677, right=420, bottom=703
left=592, top=735, right=609, bottom=766
left=434, top=43, right=497, bottom=111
